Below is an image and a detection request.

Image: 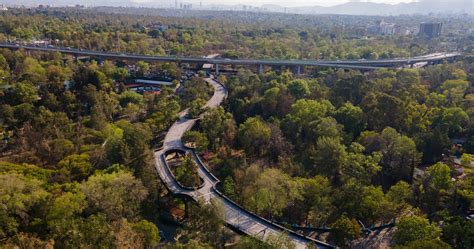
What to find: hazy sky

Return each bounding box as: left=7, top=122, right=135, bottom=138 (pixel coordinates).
left=132, top=0, right=418, bottom=7
left=232, top=0, right=415, bottom=7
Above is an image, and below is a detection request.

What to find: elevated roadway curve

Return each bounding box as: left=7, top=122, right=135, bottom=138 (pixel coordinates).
left=153, top=76, right=334, bottom=249
left=0, top=43, right=461, bottom=70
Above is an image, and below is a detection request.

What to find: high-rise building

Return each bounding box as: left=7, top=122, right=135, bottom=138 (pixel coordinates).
left=419, top=22, right=443, bottom=38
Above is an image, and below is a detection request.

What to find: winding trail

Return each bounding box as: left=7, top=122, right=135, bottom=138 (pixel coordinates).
left=153, top=77, right=334, bottom=249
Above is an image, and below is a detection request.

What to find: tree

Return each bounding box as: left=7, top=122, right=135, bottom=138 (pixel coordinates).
left=108, top=120, right=152, bottom=172
left=185, top=200, right=225, bottom=247
left=3, top=233, right=54, bottom=248
left=234, top=236, right=272, bottom=249
left=146, top=98, right=180, bottom=133
left=46, top=191, right=95, bottom=247
left=223, top=176, right=236, bottom=199
left=72, top=63, right=110, bottom=90
left=432, top=107, right=469, bottom=137
left=330, top=215, right=361, bottom=248
left=261, top=87, right=281, bottom=117
left=182, top=131, right=209, bottom=152
left=387, top=181, right=412, bottom=212
left=343, top=143, right=381, bottom=184
left=268, top=124, right=294, bottom=162
left=334, top=102, right=367, bottom=138
left=441, top=216, right=474, bottom=249
left=174, top=155, right=201, bottom=188
left=238, top=117, right=271, bottom=156
left=330, top=74, right=368, bottom=106
left=360, top=127, right=421, bottom=184
left=265, top=232, right=296, bottom=249
left=45, top=138, right=74, bottom=165
left=57, top=154, right=92, bottom=181
left=426, top=162, right=453, bottom=190
left=282, top=99, right=334, bottom=145
left=419, top=162, right=454, bottom=215
left=293, top=176, right=332, bottom=226
left=19, top=57, right=46, bottom=84
left=80, top=170, right=148, bottom=220
left=0, top=173, right=48, bottom=238
left=394, top=216, right=441, bottom=246
left=200, top=107, right=236, bottom=149
left=287, top=79, right=310, bottom=99
left=307, top=136, right=347, bottom=180
left=359, top=186, right=395, bottom=224
left=440, top=79, right=468, bottom=105
left=395, top=239, right=452, bottom=249
left=244, top=168, right=297, bottom=219
left=9, top=81, right=38, bottom=104
left=79, top=214, right=115, bottom=247
left=460, top=153, right=474, bottom=168
left=314, top=117, right=342, bottom=139
left=132, top=220, right=160, bottom=248
left=360, top=92, right=406, bottom=132
left=187, top=98, right=207, bottom=118
left=46, top=191, right=87, bottom=228
left=46, top=64, right=70, bottom=93
left=260, top=86, right=295, bottom=119
left=119, top=90, right=144, bottom=107
left=136, top=61, right=150, bottom=77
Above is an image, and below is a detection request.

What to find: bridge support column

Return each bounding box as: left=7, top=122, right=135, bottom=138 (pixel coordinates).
left=294, top=65, right=301, bottom=75
left=215, top=63, right=219, bottom=75
left=258, top=64, right=264, bottom=75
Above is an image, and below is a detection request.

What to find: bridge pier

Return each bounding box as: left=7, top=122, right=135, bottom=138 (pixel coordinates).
left=215, top=63, right=219, bottom=75
left=293, top=65, right=301, bottom=75
left=258, top=64, right=264, bottom=75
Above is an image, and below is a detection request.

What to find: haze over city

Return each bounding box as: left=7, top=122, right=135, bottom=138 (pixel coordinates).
left=130, top=0, right=417, bottom=7
left=3, top=0, right=472, bottom=15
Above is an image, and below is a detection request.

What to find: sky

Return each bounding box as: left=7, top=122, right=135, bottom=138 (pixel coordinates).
left=131, top=0, right=418, bottom=7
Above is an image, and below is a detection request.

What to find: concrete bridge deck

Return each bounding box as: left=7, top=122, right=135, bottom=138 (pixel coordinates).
left=0, top=43, right=461, bottom=71
left=153, top=77, right=333, bottom=248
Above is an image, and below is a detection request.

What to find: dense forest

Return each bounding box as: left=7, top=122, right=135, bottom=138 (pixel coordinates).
left=0, top=7, right=473, bottom=249
left=1, top=8, right=472, bottom=60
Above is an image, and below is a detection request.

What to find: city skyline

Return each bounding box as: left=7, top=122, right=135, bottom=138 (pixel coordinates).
left=131, top=0, right=417, bottom=7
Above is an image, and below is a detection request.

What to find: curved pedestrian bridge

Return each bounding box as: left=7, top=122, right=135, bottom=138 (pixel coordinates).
left=153, top=77, right=334, bottom=249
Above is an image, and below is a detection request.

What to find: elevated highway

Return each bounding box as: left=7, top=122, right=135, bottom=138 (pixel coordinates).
left=0, top=43, right=461, bottom=72
left=153, top=77, right=334, bottom=248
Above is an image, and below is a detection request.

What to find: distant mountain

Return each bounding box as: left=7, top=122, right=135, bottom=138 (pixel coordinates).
left=3, top=0, right=473, bottom=16
left=284, top=0, right=473, bottom=16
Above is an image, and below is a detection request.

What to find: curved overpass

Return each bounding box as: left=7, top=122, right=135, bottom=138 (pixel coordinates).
left=0, top=43, right=461, bottom=70
left=154, top=77, right=334, bottom=249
